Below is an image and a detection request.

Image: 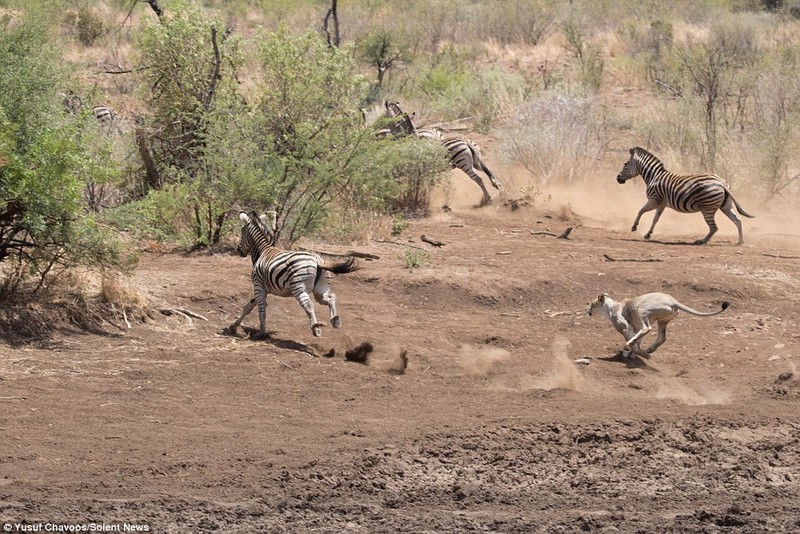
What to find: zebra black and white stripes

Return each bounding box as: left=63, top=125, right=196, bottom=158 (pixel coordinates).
left=616, top=147, right=754, bottom=245
left=91, top=105, right=118, bottom=131
left=383, top=101, right=502, bottom=206
left=227, top=212, right=359, bottom=338
left=61, top=91, right=120, bottom=133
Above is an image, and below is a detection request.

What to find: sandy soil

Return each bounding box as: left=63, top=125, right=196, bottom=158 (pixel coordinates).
left=2, top=174, right=800, bottom=533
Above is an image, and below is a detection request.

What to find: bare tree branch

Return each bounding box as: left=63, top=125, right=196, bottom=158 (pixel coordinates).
left=323, top=0, right=340, bottom=48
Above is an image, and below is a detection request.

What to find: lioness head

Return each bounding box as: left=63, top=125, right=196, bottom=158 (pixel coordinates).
left=585, top=293, right=607, bottom=316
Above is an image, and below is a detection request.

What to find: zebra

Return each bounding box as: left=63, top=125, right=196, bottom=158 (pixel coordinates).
left=616, top=147, right=754, bottom=245
left=61, top=92, right=120, bottom=133
left=91, top=105, right=120, bottom=133
left=383, top=101, right=502, bottom=206
left=227, top=211, right=359, bottom=338
left=373, top=100, right=416, bottom=138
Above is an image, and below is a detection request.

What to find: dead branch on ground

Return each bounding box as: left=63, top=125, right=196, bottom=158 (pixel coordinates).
left=603, top=254, right=663, bottom=263
left=762, top=252, right=800, bottom=260
left=160, top=307, right=208, bottom=322
left=421, top=235, right=445, bottom=247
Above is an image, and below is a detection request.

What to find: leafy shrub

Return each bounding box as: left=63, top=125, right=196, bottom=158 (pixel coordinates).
left=0, top=8, right=128, bottom=296
left=74, top=6, right=105, bottom=46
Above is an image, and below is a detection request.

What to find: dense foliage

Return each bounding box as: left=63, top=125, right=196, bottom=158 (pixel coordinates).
left=0, top=8, right=128, bottom=296
left=3, top=0, right=800, bottom=297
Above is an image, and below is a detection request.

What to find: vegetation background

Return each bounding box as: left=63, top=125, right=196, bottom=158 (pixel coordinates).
left=2, top=0, right=800, bottom=308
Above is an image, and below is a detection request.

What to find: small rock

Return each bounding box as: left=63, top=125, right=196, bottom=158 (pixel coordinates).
left=574, top=358, right=592, bottom=366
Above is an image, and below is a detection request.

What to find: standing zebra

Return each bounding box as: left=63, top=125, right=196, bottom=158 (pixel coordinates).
left=227, top=212, right=359, bottom=338
left=616, top=147, right=754, bottom=245
left=384, top=101, right=502, bottom=206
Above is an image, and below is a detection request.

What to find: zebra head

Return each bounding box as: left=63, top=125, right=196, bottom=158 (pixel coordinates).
left=616, top=148, right=641, bottom=184
left=237, top=211, right=277, bottom=258
left=384, top=100, right=404, bottom=118
left=236, top=212, right=255, bottom=257
left=617, top=147, right=662, bottom=184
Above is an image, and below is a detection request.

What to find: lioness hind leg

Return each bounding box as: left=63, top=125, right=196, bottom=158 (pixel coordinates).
left=644, top=321, right=669, bottom=355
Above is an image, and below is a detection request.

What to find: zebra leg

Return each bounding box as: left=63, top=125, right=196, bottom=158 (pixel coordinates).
left=254, top=287, right=270, bottom=339
left=472, top=149, right=502, bottom=189
left=313, top=272, right=341, bottom=329
left=315, top=289, right=341, bottom=329
left=644, top=205, right=666, bottom=240
left=719, top=199, right=744, bottom=245
left=226, top=296, right=257, bottom=334
left=697, top=210, right=719, bottom=245
left=461, top=168, right=492, bottom=206
left=292, top=286, right=322, bottom=337
left=631, top=199, right=659, bottom=233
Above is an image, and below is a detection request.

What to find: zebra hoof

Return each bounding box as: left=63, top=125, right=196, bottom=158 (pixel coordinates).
left=331, top=316, right=341, bottom=329
left=693, top=240, right=707, bottom=246
left=644, top=233, right=652, bottom=240
left=252, top=331, right=270, bottom=340
left=312, top=324, right=323, bottom=337
left=631, top=226, right=638, bottom=232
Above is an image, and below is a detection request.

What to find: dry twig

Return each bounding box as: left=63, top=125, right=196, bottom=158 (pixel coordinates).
left=421, top=235, right=446, bottom=247
left=603, top=254, right=663, bottom=263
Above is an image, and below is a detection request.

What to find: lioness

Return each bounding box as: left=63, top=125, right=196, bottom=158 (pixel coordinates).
left=586, top=292, right=730, bottom=358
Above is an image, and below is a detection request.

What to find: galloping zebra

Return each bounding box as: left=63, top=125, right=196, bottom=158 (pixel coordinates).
left=384, top=101, right=502, bottom=206
left=227, top=211, right=359, bottom=338
left=616, top=147, right=754, bottom=245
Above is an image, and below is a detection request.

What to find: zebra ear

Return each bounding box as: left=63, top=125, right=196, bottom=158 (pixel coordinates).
left=629, top=148, right=635, bottom=155
left=239, top=212, right=249, bottom=224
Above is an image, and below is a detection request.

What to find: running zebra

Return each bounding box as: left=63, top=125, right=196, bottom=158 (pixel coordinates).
left=227, top=211, right=359, bottom=338
left=384, top=101, right=502, bottom=206
left=616, top=147, right=754, bottom=245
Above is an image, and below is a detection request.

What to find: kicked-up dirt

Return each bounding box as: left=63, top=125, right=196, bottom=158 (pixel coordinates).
left=1, top=178, right=799, bottom=532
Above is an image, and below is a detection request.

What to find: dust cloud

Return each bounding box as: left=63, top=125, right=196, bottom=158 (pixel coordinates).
left=518, top=337, right=587, bottom=392
left=654, top=378, right=732, bottom=406
left=458, top=344, right=511, bottom=376
left=485, top=162, right=800, bottom=241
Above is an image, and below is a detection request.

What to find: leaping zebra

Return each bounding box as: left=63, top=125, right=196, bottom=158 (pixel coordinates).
left=616, top=147, right=754, bottom=245
left=385, top=101, right=502, bottom=206
left=227, top=211, right=359, bottom=338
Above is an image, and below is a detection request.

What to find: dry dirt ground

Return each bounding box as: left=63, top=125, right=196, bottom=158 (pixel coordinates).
left=2, top=177, right=800, bottom=533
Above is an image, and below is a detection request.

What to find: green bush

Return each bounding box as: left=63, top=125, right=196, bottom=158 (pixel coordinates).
left=0, top=8, right=128, bottom=295
left=74, top=6, right=105, bottom=46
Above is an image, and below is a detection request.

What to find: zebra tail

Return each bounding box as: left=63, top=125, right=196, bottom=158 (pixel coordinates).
left=731, top=194, right=755, bottom=218
left=322, top=256, right=359, bottom=274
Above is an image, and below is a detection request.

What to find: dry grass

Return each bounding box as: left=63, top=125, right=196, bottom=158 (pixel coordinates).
left=0, top=269, right=149, bottom=346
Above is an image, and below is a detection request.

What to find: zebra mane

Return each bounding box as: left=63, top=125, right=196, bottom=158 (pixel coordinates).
left=632, top=147, right=665, bottom=172
left=247, top=211, right=276, bottom=247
